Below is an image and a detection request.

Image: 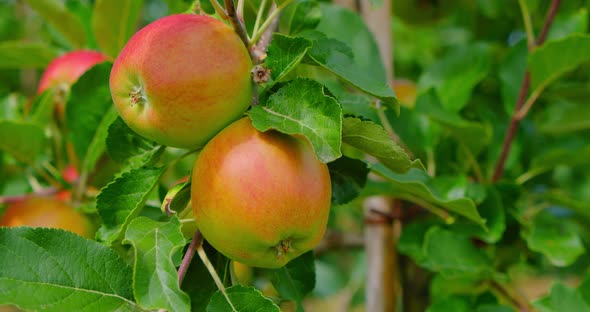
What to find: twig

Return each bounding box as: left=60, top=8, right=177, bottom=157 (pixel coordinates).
left=223, top=0, right=251, bottom=52
left=490, top=280, right=536, bottom=312
left=249, top=0, right=292, bottom=46
left=492, top=0, right=561, bottom=182
left=178, top=230, right=203, bottom=285
left=251, top=3, right=279, bottom=64
left=518, top=0, right=535, bottom=50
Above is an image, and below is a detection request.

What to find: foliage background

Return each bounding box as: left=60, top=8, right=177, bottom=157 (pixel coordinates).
left=0, top=0, right=589, bottom=311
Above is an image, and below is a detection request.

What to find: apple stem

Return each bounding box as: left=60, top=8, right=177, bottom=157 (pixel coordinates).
left=178, top=230, right=202, bottom=285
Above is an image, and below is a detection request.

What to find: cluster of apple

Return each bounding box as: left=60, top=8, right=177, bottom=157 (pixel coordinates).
left=1, top=13, right=332, bottom=269
left=110, top=14, right=332, bottom=269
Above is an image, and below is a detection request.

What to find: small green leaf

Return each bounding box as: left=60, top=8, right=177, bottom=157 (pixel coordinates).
left=342, top=117, right=412, bottom=173
left=0, top=227, right=138, bottom=311
left=499, top=40, right=527, bottom=115
left=124, top=217, right=190, bottom=312
left=0, top=121, right=45, bottom=164
left=427, top=296, right=471, bottom=312
left=418, top=43, right=491, bottom=112
left=280, top=0, right=321, bottom=35
left=534, top=283, right=590, bottom=312
left=106, top=117, right=161, bottom=169
left=537, top=100, right=590, bottom=134
left=522, top=212, right=585, bottom=267
left=264, top=34, right=312, bottom=89
left=92, top=0, right=144, bottom=58
left=66, top=62, right=115, bottom=172
left=422, top=227, right=493, bottom=278
left=248, top=78, right=342, bottom=163
left=303, top=31, right=398, bottom=112
left=529, top=34, right=590, bottom=90
left=268, top=251, right=315, bottom=312
left=23, top=0, right=87, bottom=48
left=328, top=156, right=369, bottom=205
left=415, top=90, right=492, bottom=155
left=182, top=242, right=230, bottom=312
left=0, top=41, right=59, bottom=68
left=547, top=9, right=589, bottom=41
left=370, top=164, right=485, bottom=226
left=97, top=166, right=166, bottom=244
left=454, top=186, right=505, bottom=244
left=398, top=220, right=437, bottom=264
left=207, top=285, right=280, bottom=312
left=30, top=89, right=57, bottom=125
left=316, top=3, right=386, bottom=81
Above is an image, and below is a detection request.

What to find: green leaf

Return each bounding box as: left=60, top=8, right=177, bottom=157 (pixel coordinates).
left=454, top=187, right=505, bottom=244
left=207, top=285, right=280, bottom=312
left=547, top=9, right=588, bottom=41
left=23, top=0, right=87, bottom=48
left=370, top=164, right=485, bottom=226
left=30, top=89, right=57, bottom=125
left=92, top=0, right=144, bottom=58
left=534, top=283, right=590, bottom=312
left=0, top=41, right=59, bottom=68
left=268, top=251, right=315, bottom=312
left=124, top=217, right=190, bottom=312
left=398, top=220, right=437, bottom=263
left=0, top=121, right=45, bottom=164
left=264, top=34, right=312, bottom=89
left=280, top=0, right=321, bottom=35
left=418, top=43, right=491, bottom=112
left=182, top=242, right=230, bottom=312
left=341, top=117, right=412, bottom=173
left=427, top=296, right=471, bottom=312
left=162, top=181, right=192, bottom=215
left=537, top=100, right=590, bottom=134
left=499, top=40, right=527, bottom=115
left=529, top=34, right=590, bottom=90
left=315, top=3, right=386, bottom=81
left=328, top=156, right=369, bottom=205
left=302, top=31, right=398, bottom=112
left=422, top=227, right=493, bottom=278
left=97, top=166, right=166, bottom=244
left=524, top=144, right=590, bottom=183
left=522, top=213, right=585, bottom=267
left=106, top=117, right=161, bottom=169
left=248, top=79, right=342, bottom=163
left=66, top=63, right=116, bottom=172
left=0, top=227, right=138, bottom=311
left=476, top=305, right=514, bottom=312
left=415, top=90, right=492, bottom=155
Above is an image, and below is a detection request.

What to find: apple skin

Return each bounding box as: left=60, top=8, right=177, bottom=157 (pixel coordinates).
left=191, top=118, right=331, bottom=268
left=0, top=196, right=89, bottom=237
left=37, top=50, right=107, bottom=94
left=110, top=14, right=253, bottom=149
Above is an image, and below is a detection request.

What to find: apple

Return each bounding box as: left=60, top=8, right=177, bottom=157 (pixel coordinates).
left=0, top=196, right=90, bottom=237
left=392, top=79, right=417, bottom=108
left=37, top=50, right=107, bottom=118
left=191, top=117, right=331, bottom=268
left=110, top=14, right=253, bottom=149
left=37, top=50, right=107, bottom=94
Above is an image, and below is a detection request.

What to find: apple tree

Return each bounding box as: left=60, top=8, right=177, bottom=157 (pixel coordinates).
left=1, top=0, right=590, bottom=311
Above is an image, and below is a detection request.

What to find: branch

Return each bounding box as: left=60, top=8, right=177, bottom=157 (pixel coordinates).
left=223, top=0, right=251, bottom=54
left=492, top=0, right=561, bottom=182
left=178, top=230, right=203, bottom=285
left=490, top=281, right=537, bottom=312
